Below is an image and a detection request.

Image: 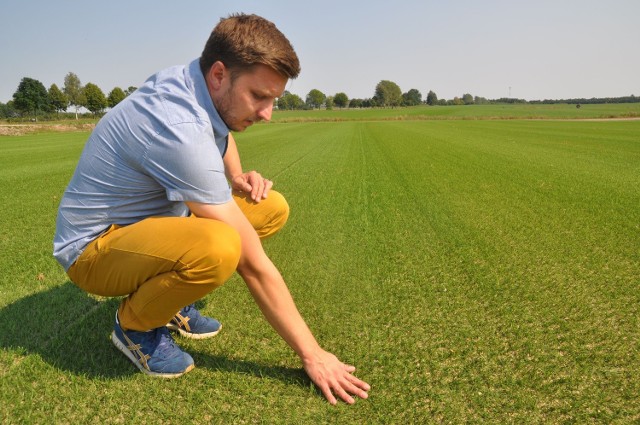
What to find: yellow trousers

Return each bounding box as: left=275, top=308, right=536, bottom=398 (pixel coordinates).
left=67, top=190, right=289, bottom=331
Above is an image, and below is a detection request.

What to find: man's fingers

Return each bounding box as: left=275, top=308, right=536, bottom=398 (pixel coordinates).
left=346, top=372, right=371, bottom=391
left=263, top=179, right=273, bottom=198
left=322, top=370, right=370, bottom=405
left=335, top=387, right=355, bottom=405
left=319, top=384, right=338, bottom=406
left=237, top=171, right=273, bottom=202
left=303, top=350, right=370, bottom=405
left=342, top=364, right=356, bottom=373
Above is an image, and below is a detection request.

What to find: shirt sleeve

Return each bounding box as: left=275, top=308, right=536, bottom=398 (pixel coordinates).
left=144, top=122, right=232, bottom=205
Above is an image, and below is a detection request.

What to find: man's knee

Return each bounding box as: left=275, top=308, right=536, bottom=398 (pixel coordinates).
left=181, top=220, right=241, bottom=287
left=260, top=190, right=290, bottom=238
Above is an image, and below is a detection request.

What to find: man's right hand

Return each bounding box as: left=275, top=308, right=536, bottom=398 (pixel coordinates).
left=302, top=348, right=371, bottom=405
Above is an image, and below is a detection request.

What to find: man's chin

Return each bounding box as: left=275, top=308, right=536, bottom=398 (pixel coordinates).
left=232, top=121, right=254, bottom=132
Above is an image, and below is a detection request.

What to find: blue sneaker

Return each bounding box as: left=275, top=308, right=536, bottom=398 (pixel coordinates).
left=111, top=312, right=194, bottom=378
left=166, top=304, right=222, bottom=339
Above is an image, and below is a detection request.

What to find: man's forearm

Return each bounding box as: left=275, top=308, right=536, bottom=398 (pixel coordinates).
left=238, top=257, right=321, bottom=361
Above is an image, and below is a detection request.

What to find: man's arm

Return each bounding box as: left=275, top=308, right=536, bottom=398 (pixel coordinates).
left=185, top=200, right=370, bottom=404
left=223, top=133, right=272, bottom=202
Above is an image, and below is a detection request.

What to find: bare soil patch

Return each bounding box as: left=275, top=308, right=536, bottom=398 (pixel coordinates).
left=0, top=123, right=95, bottom=136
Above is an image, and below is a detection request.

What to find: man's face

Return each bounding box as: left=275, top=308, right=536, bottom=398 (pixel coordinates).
left=208, top=63, right=287, bottom=132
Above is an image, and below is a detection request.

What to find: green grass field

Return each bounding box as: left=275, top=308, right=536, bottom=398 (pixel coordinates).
left=271, top=102, right=640, bottom=122
left=1, top=108, right=639, bottom=423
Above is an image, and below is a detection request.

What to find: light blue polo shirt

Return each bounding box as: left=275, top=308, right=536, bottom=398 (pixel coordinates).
left=53, top=59, right=232, bottom=271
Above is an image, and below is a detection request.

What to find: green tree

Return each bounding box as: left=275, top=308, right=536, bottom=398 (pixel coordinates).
left=12, top=77, right=50, bottom=120
left=107, top=87, right=126, bottom=108
left=462, top=93, right=474, bottom=105
left=402, top=89, right=422, bottom=106
left=325, top=96, right=334, bottom=110
left=278, top=91, right=304, bottom=110
left=349, top=98, right=363, bottom=108
left=48, top=83, right=69, bottom=115
left=125, top=86, right=138, bottom=96
left=63, top=72, right=85, bottom=119
left=277, top=90, right=291, bottom=110
left=288, top=93, right=303, bottom=110
left=426, top=90, right=438, bottom=106
left=333, top=92, right=349, bottom=108
left=83, top=83, right=107, bottom=116
left=373, top=80, right=402, bottom=107
left=0, top=101, right=18, bottom=119
left=474, top=96, right=488, bottom=105
left=306, top=89, right=326, bottom=109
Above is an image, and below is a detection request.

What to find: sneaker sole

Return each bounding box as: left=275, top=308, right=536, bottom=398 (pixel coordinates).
left=166, top=323, right=222, bottom=340
left=111, top=331, right=194, bottom=378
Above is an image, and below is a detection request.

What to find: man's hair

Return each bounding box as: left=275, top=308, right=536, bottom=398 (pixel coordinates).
left=200, top=13, right=301, bottom=79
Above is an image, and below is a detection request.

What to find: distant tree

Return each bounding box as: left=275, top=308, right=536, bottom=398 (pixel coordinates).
left=474, top=96, right=488, bottom=105
left=125, top=86, right=138, bottom=96
left=306, top=89, right=326, bottom=109
left=373, top=80, right=402, bottom=107
left=277, top=91, right=303, bottom=110
left=277, top=90, right=291, bottom=110
left=107, top=87, right=127, bottom=108
left=426, top=90, right=438, bottom=106
left=63, top=72, right=85, bottom=119
left=82, top=83, right=107, bottom=116
left=462, top=93, right=474, bottom=105
left=325, top=96, right=334, bottom=110
left=333, top=92, right=349, bottom=108
left=0, top=101, right=18, bottom=119
left=12, top=77, right=50, bottom=120
left=362, top=98, right=376, bottom=108
left=48, top=83, right=69, bottom=115
left=402, top=89, right=422, bottom=106
left=349, top=98, right=363, bottom=108
left=290, top=93, right=304, bottom=110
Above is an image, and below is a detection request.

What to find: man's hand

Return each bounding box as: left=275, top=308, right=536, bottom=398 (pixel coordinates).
left=231, top=171, right=273, bottom=202
left=303, top=348, right=371, bottom=405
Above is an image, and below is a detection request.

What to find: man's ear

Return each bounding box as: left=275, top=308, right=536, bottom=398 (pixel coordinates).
left=207, top=61, right=227, bottom=91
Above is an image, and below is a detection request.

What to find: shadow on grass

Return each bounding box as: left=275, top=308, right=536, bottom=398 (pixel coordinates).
left=0, top=282, right=311, bottom=389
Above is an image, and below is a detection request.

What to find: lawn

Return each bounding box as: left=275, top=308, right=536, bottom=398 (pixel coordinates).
left=271, top=102, right=640, bottom=122
left=1, top=113, right=638, bottom=423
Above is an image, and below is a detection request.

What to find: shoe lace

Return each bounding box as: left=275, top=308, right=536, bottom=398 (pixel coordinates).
left=153, top=327, right=179, bottom=356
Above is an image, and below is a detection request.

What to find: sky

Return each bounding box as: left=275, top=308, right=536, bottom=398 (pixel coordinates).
left=1, top=0, right=639, bottom=104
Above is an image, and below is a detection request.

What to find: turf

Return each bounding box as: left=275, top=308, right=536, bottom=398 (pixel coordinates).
left=0, top=113, right=638, bottom=423
left=271, top=102, right=640, bottom=122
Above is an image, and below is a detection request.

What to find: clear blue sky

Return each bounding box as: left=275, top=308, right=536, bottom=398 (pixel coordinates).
left=1, top=0, right=638, bottom=104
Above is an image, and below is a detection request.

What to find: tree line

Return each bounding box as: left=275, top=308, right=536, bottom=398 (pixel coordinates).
left=2, top=73, right=638, bottom=120
left=0, top=73, right=136, bottom=120
left=278, top=81, right=426, bottom=110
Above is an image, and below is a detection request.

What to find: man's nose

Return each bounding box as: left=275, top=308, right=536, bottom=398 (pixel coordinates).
left=257, top=102, right=273, bottom=122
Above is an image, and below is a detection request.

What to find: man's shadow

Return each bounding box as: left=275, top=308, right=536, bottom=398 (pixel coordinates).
left=0, top=282, right=309, bottom=387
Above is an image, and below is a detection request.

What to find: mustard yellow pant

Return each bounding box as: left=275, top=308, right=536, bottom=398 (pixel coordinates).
left=67, top=190, right=289, bottom=331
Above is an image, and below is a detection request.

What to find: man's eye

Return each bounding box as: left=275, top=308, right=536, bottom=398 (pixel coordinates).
left=253, top=93, right=271, bottom=101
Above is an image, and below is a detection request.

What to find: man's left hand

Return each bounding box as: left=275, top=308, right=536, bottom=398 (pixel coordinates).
left=231, top=171, right=273, bottom=202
